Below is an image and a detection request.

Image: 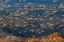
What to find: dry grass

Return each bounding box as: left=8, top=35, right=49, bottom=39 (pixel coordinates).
left=0, top=32, right=64, bottom=42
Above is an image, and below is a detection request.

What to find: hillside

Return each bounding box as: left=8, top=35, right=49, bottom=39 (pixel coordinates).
left=0, top=32, right=64, bottom=42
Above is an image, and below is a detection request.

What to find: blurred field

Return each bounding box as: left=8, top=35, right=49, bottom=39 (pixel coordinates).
left=0, top=32, right=64, bottom=42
